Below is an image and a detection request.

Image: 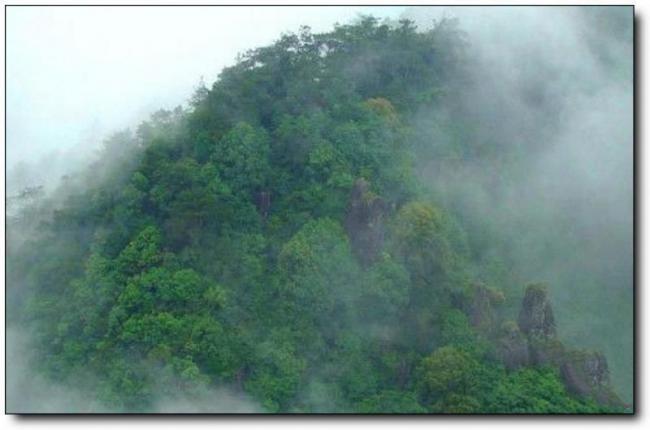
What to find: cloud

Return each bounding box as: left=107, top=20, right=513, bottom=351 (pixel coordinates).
left=5, top=6, right=406, bottom=170
left=6, top=326, right=261, bottom=413
left=403, top=6, right=633, bottom=401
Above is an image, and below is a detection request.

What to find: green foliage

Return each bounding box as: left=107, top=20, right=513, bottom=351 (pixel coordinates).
left=245, top=330, right=307, bottom=412
left=6, top=16, right=622, bottom=414
left=486, top=367, right=611, bottom=413
left=115, top=226, right=163, bottom=277
left=392, top=201, right=468, bottom=288
left=358, top=254, right=410, bottom=325
left=439, top=309, right=483, bottom=351
left=356, top=390, right=426, bottom=414
left=214, top=122, right=270, bottom=193
left=277, top=218, right=360, bottom=336
left=416, top=346, right=483, bottom=405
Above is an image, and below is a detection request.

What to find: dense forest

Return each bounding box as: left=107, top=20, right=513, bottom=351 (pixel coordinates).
left=6, top=15, right=631, bottom=413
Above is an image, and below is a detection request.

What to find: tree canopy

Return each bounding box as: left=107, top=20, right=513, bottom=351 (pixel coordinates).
left=6, top=16, right=626, bottom=414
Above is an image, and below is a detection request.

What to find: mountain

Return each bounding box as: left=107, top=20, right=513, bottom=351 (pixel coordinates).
left=6, top=16, right=629, bottom=413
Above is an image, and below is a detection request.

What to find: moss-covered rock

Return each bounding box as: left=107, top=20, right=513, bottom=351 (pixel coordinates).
left=518, top=283, right=556, bottom=338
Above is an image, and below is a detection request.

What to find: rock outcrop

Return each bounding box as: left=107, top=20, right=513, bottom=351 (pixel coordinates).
left=255, top=190, right=271, bottom=220
left=344, top=178, right=387, bottom=266
left=462, top=282, right=623, bottom=406
left=514, top=284, right=622, bottom=407
left=560, top=350, right=621, bottom=406
left=518, top=283, right=556, bottom=338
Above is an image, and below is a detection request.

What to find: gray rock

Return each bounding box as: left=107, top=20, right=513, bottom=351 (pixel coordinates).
left=560, top=350, right=621, bottom=406
left=518, top=283, right=556, bottom=338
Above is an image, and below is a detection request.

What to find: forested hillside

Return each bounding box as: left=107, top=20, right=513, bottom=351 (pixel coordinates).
left=6, top=16, right=630, bottom=413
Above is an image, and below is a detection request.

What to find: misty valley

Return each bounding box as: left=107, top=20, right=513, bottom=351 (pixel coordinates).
left=6, top=7, right=633, bottom=414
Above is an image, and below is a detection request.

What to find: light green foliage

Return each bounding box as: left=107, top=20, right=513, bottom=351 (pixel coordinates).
left=356, top=390, right=426, bottom=414
left=416, top=345, right=509, bottom=412
left=392, top=201, right=467, bottom=288
left=277, top=218, right=360, bottom=320
left=358, top=254, right=410, bottom=326
left=416, top=346, right=482, bottom=403
left=116, top=226, right=163, bottom=278
left=245, top=330, right=307, bottom=412
left=439, top=309, right=482, bottom=351
left=214, top=122, right=270, bottom=193
left=486, top=367, right=609, bottom=413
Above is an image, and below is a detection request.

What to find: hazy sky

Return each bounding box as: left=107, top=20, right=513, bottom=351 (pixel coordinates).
left=6, top=6, right=406, bottom=170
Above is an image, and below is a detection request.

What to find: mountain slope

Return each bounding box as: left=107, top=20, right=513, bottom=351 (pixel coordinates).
left=7, top=17, right=627, bottom=413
